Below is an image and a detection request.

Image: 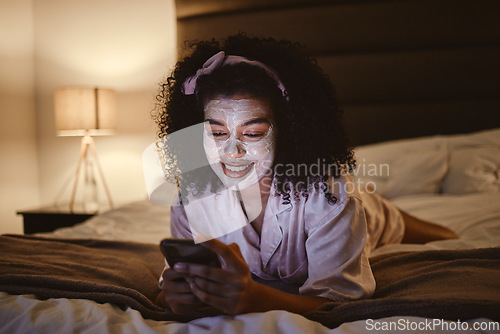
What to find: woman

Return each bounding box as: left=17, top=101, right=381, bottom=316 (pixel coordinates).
left=153, top=33, right=456, bottom=315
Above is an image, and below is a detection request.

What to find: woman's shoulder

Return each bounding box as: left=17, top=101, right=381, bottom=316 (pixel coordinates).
left=302, top=174, right=361, bottom=203
left=301, top=175, right=363, bottom=230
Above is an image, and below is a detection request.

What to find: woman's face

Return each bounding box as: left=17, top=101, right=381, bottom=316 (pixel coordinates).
left=203, top=95, right=275, bottom=188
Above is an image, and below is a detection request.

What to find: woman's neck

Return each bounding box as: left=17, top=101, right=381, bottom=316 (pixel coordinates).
left=239, top=173, right=273, bottom=237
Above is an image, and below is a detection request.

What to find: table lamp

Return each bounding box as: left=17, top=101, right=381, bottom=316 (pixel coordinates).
left=54, top=87, right=116, bottom=211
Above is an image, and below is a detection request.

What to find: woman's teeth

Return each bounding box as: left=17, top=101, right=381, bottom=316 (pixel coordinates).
left=224, top=163, right=251, bottom=172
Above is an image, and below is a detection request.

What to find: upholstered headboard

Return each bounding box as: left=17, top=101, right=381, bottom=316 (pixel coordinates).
left=174, top=0, right=500, bottom=146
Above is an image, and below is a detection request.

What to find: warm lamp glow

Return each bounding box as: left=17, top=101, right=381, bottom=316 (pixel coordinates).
left=54, top=87, right=116, bottom=136
left=53, top=86, right=115, bottom=211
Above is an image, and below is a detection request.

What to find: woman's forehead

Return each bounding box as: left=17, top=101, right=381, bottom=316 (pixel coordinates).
left=203, top=97, right=272, bottom=122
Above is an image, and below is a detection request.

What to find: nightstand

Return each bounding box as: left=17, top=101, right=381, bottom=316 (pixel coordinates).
left=17, top=204, right=99, bottom=234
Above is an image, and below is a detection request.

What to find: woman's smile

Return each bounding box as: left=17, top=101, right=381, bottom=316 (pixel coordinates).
left=222, top=162, right=254, bottom=178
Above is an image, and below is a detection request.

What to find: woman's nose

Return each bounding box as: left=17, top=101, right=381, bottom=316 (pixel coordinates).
left=224, top=137, right=246, bottom=159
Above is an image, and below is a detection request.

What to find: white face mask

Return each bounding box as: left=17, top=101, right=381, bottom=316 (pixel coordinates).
left=203, top=97, right=275, bottom=189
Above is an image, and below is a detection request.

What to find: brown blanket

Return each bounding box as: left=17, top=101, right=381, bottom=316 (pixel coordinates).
left=304, top=247, right=500, bottom=328
left=0, top=234, right=218, bottom=322
left=1, top=234, right=499, bottom=327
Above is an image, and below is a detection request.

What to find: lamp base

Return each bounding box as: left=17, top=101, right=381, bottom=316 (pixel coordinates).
left=67, top=132, right=114, bottom=212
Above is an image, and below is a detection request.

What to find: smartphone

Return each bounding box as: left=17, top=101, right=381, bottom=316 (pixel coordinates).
left=160, top=239, right=221, bottom=268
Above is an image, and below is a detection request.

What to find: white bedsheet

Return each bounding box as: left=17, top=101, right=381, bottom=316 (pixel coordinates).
left=1, top=293, right=497, bottom=334
left=42, top=199, right=172, bottom=244
left=372, top=192, right=500, bottom=256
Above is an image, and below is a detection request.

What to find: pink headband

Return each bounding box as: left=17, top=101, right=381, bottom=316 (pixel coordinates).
left=182, top=51, right=288, bottom=100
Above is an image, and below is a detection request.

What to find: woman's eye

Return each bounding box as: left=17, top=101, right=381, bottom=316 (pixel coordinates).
left=242, top=133, right=266, bottom=142
left=212, top=132, right=227, bottom=137
left=244, top=133, right=264, bottom=138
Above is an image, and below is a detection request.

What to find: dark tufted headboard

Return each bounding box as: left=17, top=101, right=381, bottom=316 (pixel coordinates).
left=174, top=0, right=500, bottom=146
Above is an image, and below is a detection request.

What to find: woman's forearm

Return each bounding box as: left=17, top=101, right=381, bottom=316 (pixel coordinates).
left=248, top=281, right=329, bottom=314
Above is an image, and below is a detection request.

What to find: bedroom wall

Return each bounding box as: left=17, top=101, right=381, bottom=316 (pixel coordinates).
left=0, top=0, right=39, bottom=234
left=33, top=0, right=177, bottom=213
left=0, top=0, right=177, bottom=234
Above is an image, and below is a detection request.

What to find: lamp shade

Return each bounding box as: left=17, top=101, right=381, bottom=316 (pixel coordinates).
left=54, top=87, right=116, bottom=136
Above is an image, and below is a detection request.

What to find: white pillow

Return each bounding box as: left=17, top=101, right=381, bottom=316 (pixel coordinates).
left=440, top=128, right=500, bottom=194
left=354, top=136, right=448, bottom=199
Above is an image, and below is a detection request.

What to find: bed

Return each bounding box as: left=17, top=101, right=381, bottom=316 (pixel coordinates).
left=1, top=128, right=499, bottom=333
left=2, top=0, right=500, bottom=332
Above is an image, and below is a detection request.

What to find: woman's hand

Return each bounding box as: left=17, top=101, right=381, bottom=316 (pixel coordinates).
left=156, top=267, right=206, bottom=314
left=165, top=239, right=329, bottom=315
left=173, top=239, right=262, bottom=315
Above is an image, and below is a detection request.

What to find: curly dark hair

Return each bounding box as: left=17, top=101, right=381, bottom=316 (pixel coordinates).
left=153, top=33, right=355, bottom=204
